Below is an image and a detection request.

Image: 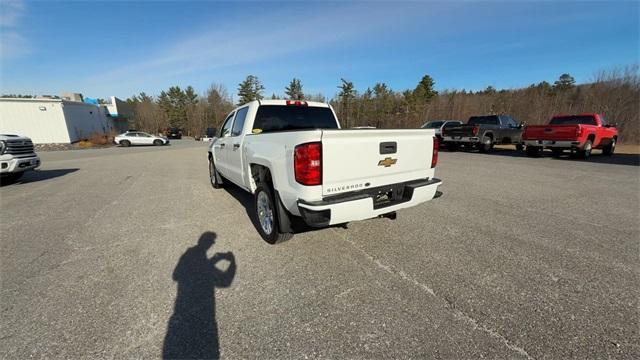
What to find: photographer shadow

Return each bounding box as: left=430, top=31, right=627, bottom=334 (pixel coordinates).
left=162, top=232, right=236, bottom=359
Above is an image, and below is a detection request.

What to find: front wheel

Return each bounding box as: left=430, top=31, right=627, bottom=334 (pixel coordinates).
left=153, top=139, right=163, bottom=146
left=0, top=172, right=24, bottom=185
left=208, top=157, right=223, bottom=189
left=254, top=185, right=293, bottom=244
left=602, top=138, right=616, bottom=156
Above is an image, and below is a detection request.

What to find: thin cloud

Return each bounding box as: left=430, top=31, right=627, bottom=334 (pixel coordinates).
left=88, top=3, right=439, bottom=87
left=0, top=0, right=30, bottom=59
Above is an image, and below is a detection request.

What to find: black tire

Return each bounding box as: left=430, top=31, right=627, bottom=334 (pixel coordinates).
left=602, top=138, right=616, bottom=156
left=577, top=140, right=593, bottom=159
left=254, top=184, right=293, bottom=244
left=478, top=136, right=493, bottom=153
left=120, top=140, right=131, bottom=147
left=516, top=143, right=524, bottom=152
left=153, top=139, right=163, bottom=146
left=551, top=149, right=564, bottom=157
left=448, top=143, right=458, bottom=152
left=208, top=157, right=223, bottom=189
left=526, top=146, right=540, bottom=157
left=0, top=172, right=23, bottom=185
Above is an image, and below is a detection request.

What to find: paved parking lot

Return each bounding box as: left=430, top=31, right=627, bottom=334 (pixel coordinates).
left=1, top=140, right=638, bottom=359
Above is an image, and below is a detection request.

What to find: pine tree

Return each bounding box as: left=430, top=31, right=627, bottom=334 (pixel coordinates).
left=553, top=73, right=576, bottom=91
left=338, top=78, right=356, bottom=127
left=285, top=78, right=304, bottom=100
left=157, top=86, right=188, bottom=128
left=413, top=75, right=438, bottom=103
left=237, top=75, right=265, bottom=105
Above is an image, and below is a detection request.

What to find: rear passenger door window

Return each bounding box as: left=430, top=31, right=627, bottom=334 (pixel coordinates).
left=220, top=113, right=235, bottom=138
left=231, top=107, right=249, bottom=137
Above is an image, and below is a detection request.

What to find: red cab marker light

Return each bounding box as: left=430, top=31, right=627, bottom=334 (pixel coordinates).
left=286, top=100, right=308, bottom=107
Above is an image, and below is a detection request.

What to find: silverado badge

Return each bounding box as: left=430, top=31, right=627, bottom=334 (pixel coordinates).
left=378, top=157, right=397, bottom=167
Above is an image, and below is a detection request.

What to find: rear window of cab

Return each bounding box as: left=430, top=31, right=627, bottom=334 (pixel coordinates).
left=252, top=105, right=338, bottom=134
left=549, top=116, right=597, bottom=125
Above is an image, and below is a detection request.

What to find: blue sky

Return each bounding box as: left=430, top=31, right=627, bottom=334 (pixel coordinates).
left=1, top=0, right=638, bottom=100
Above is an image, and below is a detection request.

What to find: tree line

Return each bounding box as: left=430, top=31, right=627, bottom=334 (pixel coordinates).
left=125, top=65, right=638, bottom=142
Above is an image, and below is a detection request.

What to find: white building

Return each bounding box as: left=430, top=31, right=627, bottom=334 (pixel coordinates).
left=0, top=96, right=130, bottom=144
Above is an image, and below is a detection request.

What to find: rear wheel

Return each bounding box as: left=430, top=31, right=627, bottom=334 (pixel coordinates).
left=478, top=136, right=493, bottom=153
left=577, top=140, right=593, bottom=159
left=602, top=138, right=616, bottom=156
left=526, top=146, right=541, bottom=157
left=153, top=139, right=163, bottom=146
left=120, top=140, right=131, bottom=147
left=254, top=185, right=293, bottom=244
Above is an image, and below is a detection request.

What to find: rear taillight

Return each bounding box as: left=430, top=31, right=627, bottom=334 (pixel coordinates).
left=575, top=126, right=582, bottom=137
left=294, top=142, right=322, bottom=186
left=472, top=125, right=479, bottom=136
left=431, top=137, right=439, bottom=168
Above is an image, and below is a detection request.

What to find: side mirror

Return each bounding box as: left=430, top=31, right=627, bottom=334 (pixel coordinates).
left=518, top=122, right=525, bottom=128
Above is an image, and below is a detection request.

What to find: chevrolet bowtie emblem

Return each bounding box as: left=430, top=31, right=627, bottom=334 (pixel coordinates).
left=378, top=157, right=397, bottom=167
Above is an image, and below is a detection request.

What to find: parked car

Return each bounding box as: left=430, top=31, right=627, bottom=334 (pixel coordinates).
left=522, top=113, right=617, bottom=158
left=208, top=99, right=443, bottom=243
left=0, top=134, right=41, bottom=184
left=200, top=127, right=217, bottom=142
left=421, top=120, right=463, bottom=140
left=442, top=115, right=524, bottom=152
left=114, top=131, right=169, bottom=147
left=166, top=128, right=183, bottom=139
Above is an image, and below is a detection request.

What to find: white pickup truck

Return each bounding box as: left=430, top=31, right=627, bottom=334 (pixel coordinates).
left=207, top=100, right=442, bottom=243
left=0, top=134, right=41, bottom=184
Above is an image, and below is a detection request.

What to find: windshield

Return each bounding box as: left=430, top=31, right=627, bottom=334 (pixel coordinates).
left=422, top=121, right=444, bottom=129
left=253, top=105, right=338, bottom=133
left=549, top=116, right=597, bottom=125
left=468, top=116, right=499, bottom=125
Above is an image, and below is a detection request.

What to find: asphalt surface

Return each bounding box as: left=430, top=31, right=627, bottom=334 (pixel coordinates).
left=1, top=140, right=638, bottom=359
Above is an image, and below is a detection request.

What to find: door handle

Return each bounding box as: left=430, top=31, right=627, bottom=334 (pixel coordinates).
left=233, top=143, right=240, bottom=149
left=220, top=143, right=225, bottom=148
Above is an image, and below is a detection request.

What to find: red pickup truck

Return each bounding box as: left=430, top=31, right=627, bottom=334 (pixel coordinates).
left=522, top=113, right=618, bottom=159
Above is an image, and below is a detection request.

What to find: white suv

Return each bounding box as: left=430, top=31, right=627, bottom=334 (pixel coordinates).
left=114, top=131, right=169, bottom=147
left=0, top=134, right=41, bottom=183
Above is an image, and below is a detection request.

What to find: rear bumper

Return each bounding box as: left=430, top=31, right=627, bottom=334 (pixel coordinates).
left=0, top=155, right=41, bottom=174
left=297, top=178, right=443, bottom=227
left=443, top=136, right=479, bottom=143
left=524, top=140, right=581, bottom=148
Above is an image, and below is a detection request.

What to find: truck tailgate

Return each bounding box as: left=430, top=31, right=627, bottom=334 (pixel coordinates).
left=444, top=125, right=475, bottom=137
left=320, top=129, right=435, bottom=196
left=524, top=125, right=579, bottom=140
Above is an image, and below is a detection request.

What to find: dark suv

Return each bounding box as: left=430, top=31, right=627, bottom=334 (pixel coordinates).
left=442, top=115, right=524, bottom=152
left=166, top=128, right=183, bottom=139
